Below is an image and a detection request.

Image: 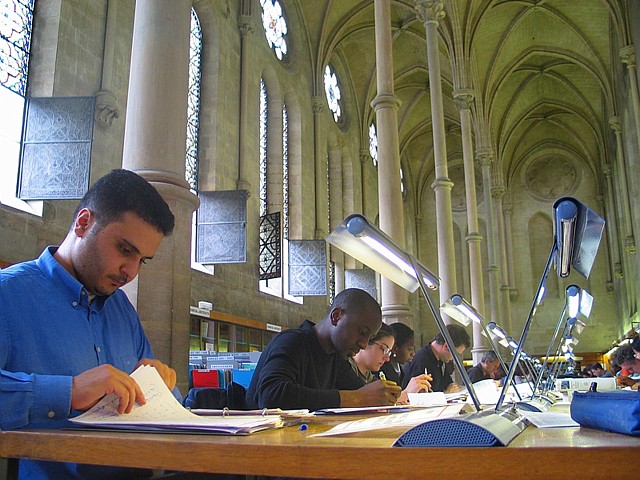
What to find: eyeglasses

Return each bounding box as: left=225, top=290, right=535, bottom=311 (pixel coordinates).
left=372, top=341, right=392, bottom=356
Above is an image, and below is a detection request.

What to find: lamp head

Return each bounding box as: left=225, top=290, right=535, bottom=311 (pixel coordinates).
left=440, top=294, right=482, bottom=326
left=327, top=214, right=439, bottom=292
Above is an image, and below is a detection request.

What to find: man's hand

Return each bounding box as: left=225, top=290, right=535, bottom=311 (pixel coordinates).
left=444, top=383, right=462, bottom=394
left=339, top=380, right=402, bottom=407
left=405, top=373, right=432, bottom=393
left=135, top=358, right=177, bottom=391
left=71, top=364, right=146, bottom=415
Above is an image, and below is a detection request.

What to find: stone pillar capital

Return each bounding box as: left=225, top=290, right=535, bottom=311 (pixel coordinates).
left=602, top=163, right=612, bottom=176
left=312, top=95, right=324, bottom=114
left=608, top=116, right=621, bottom=133
left=492, top=185, right=505, bottom=199
left=620, top=44, right=636, bottom=67
left=453, top=88, right=474, bottom=111
left=476, top=148, right=493, bottom=167
left=95, top=89, right=119, bottom=128
left=414, top=0, right=445, bottom=24
left=360, top=148, right=370, bottom=165
left=431, top=177, right=454, bottom=191
left=238, top=16, right=255, bottom=36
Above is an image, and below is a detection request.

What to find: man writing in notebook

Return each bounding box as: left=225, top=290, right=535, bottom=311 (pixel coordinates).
left=245, top=288, right=402, bottom=411
left=403, top=323, right=471, bottom=393
left=0, top=169, right=177, bottom=479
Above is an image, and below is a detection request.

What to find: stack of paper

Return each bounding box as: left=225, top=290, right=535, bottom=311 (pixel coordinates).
left=70, top=365, right=282, bottom=435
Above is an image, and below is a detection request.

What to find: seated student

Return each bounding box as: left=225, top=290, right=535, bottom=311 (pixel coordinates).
left=467, top=351, right=501, bottom=383
left=613, top=343, right=640, bottom=390
left=245, top=288, right=402, bottom=411
left=349, top=324, right=431, bottom=404
left=0, top=169, right=178, bottom=480
left=589, top=362, right=613, bottom=378
left=403, top=324, right=471, bottom=393
left=379, top=322, right=416, bottom=387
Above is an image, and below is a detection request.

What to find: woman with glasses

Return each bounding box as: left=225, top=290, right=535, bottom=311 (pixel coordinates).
left=349, top=323, right=432, bottom=404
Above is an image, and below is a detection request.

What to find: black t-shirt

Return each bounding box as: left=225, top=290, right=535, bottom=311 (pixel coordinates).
left=402, top=343, right=453, bottom=392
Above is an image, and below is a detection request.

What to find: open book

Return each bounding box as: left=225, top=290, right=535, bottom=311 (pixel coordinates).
left=70, top=365, right=283, bottom=435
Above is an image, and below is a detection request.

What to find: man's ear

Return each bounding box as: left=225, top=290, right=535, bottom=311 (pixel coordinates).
left=74, top=208, right=93, bottom=237
left=329, top=307, right=343, bottom=326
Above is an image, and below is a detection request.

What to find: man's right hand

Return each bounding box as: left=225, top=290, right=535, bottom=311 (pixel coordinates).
left=339, top=380, right=402, bottom=407
left=71, top=364, right=146, bottom=415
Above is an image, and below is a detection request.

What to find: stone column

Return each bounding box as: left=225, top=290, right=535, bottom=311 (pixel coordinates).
left=373, top=0, right=411, bottom=325
left=478, top=149, right=502, bottom=328
left=503, top=203, right=518, bottom=300
left=453, top=89, right=487, bottom=360
left=312, top=95, right=327, bottom=240
left=237, top=4, right=254, bottom=192
left=122, top=0, right=200, bottom=393
left=415, top=0, right=457, bottom=313
left=492, top=185, right=512, bottom=332
left=620, top=45, right=640, bottom=157
left=608, top=116, right=636, bottom=254
left=95, top=0, right=119, bottom=128
left=595, top=194, right=614, bottom=292
left=602, top=164, right=623, bottom=283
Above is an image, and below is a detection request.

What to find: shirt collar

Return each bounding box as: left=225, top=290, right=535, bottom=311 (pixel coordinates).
left=36, top=246, right=109, bottom=309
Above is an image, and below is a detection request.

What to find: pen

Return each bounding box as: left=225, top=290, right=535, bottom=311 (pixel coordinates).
left=379, top=371, right=386, bottom=381
left=424, top=368, right=433, bottom=392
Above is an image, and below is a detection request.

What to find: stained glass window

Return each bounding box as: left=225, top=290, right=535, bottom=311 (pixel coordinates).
left=260, top=0, right=288, bottom=61
left=282, top=104, right=289, bottom=239
left=0, top=0, right=34, bottom=97
left=186, top=9, right=202, bottom=192
left=323, top=64, right=342, bottom=122
left=369, top=123, right=378, bottom=168
left=259, top=78, right=268, bottom=217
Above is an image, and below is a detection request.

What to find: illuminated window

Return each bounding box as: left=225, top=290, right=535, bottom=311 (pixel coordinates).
left=260, top=0, right=288, bottom=61
left=259, top=79, right=268, bottom=217
left=0, top=0, right=40, bottom=214
left=186, top=8, right=202, bottom=192
left=369, top=123, right=378, bottom=168
left=323, top=64, right=342, bottom=122
left=400, top=167, right=405, bottom=195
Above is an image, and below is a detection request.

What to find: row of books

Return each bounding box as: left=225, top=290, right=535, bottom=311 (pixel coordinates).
left=188, top=351, right=261, bottom=389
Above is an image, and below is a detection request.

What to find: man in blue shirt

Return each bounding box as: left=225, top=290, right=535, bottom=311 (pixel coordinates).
left=0, top=169, right=177, bottom=479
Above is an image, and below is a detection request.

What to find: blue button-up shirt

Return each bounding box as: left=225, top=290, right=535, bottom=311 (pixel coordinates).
left=0, top=247, right=159, bottom=478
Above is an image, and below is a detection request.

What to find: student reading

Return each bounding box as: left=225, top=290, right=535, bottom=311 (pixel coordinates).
left=245, top=288, right=402, bottom=411
left=0, top=169, right=177, bottom=480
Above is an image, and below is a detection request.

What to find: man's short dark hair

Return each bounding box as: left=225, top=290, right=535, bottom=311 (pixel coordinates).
left=330, top=288, right=381, bottom=317
left=75, top=169, right=175, bottom=236
left=613, top=344, right=636, bottom=366
left=434, top=323, right=471, bottom=348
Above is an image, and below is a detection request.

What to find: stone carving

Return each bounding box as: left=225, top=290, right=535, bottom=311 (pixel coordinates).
left=525, top=155, right=578, bottom=200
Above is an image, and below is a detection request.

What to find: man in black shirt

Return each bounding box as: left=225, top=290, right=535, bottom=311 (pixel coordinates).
left=403, top=324, right=470, bottom=393
left=245, top=288, right=401, bottom=410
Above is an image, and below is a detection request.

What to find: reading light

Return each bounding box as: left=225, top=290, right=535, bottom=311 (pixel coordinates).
left=567, top=285, right=581, bottom=319
left=554, top=199, right=578, bottom=278
left=326, top=214, right=439, bottom=292
left=440, top=294, right=481, bottom=327
left=495, top=197, right=604, bottom=413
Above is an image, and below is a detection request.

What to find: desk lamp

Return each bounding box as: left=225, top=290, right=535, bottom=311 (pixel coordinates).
left=494, top=197, right=604, bottom=412
left=440, top=294, right=522, bottom=401
left=327, top=214, right=527, bottom=447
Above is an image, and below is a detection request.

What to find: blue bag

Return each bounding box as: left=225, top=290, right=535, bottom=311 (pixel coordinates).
left=570, top=389, right=640, bottom=436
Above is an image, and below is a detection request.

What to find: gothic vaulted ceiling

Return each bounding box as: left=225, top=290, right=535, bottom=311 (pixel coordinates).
left=294, top=0, right=633, bottom=208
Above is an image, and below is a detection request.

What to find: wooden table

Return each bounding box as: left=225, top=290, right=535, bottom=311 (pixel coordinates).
left=1, top=416, right=639, bottom=479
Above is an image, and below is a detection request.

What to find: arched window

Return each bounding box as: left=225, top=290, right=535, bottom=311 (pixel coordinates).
left=186, top=8, right=202, bottom=192
left=323, top=64, right=342, bottom=123
left=0, top=0, right=37, bottom=212
left=259, top=78, right=268, bottom=217
left=282, top=104, right=289, bottom=239
left=260, top=0, right=288, bottom=61
left=368, top=123, right=378, bottom=168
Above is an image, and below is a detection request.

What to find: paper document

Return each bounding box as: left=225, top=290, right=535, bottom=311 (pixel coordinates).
left=71, top=365, right=282, bottom=435
left=310, top=404, right=465, bottom=437
left=520, top=411, right=579, bottom=428
left=313, top=405, right=411, bottom=415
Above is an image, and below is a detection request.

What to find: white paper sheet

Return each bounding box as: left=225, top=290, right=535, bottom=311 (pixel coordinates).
left=520, top=411, right=580, bottom=428
left=310, top=404, right=465, bottom=437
